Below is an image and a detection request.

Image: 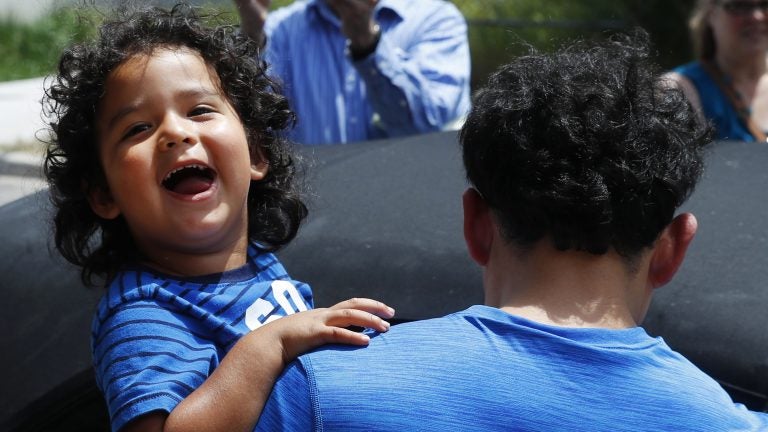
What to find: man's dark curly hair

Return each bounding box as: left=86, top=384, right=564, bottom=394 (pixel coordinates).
left=460, top=32, right=712, bottom=260
left=43, top=3, right=306, bottom=286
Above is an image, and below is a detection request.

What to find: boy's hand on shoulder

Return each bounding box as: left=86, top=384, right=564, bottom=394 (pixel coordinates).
left=269, top=297, right=396, bottom=364
left=155, top=298, right=394, bottom=432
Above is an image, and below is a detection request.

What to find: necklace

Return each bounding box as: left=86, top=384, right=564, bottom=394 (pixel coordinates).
left=722, top=73, right=752, bottom=117
left=703, top=60, right=767, bottom=142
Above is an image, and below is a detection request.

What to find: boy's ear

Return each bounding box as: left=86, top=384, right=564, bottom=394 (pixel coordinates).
left=87, top=185, right=121, bottom=220
left=250, top=159, right=269, bottom=181
left=463, top=188, right=494, bottom=266
left=648, top=212, right=698, bottom=289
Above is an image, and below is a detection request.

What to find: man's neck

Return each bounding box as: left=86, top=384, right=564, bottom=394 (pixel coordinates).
left=484, top=240, right=652, bottom=329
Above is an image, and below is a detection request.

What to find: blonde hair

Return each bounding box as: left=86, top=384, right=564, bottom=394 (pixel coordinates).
left=689, top=0, right=717, bottom=60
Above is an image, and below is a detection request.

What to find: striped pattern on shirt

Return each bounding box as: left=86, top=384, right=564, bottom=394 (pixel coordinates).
left=91, top=246, right=313, bottom=431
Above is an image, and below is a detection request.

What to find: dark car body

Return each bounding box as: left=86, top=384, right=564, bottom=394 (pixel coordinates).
left=1, top=131, right=766, bottom=431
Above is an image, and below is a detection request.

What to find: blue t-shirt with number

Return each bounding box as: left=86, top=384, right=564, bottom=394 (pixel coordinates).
left=256, top=305, right=768, bottom=431
left=91, top=244, right=313, bottom=431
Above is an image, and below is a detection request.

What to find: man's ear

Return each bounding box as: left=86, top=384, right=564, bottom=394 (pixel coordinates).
left=648, top=212, right=698, bottom=288
left=463, top=188, right=494, bottom=266
left=250, top=159, right=269, bottom=181
left=88, top=185, right=121, bottom=220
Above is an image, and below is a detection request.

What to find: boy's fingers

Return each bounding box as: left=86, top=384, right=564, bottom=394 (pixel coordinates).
left=321, top=326, right=371, bottom=346
left=330, top=297, right=395, bottom=318
left=323, top=308, right=391, bottom=332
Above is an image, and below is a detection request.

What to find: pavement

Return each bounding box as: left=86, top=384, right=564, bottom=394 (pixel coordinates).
left=0, top=77, right=48, bottom=206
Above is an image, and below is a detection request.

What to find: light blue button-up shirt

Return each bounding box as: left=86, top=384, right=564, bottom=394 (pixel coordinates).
left=264, top=0, right=471, bottom=145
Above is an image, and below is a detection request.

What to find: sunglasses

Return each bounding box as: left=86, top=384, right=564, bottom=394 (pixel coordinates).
left=720, top=0, right=768, bottom=16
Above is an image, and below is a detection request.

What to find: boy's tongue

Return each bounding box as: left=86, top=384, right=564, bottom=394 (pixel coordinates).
left=171, top=175, right=213, bottom=195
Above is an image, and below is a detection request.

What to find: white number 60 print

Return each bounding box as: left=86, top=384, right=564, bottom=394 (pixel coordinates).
left=245, top=280, right=308, bottom=330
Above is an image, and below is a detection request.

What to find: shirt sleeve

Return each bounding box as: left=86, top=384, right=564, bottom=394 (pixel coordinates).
left=92, top=303, right=215, bottom=431
left=255, top=360, right=315, bottom=431
left=353, top=3, right=471, bottom=136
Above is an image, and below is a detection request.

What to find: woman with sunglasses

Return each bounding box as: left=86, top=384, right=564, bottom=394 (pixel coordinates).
left=666, top=0, right=768, bottom=142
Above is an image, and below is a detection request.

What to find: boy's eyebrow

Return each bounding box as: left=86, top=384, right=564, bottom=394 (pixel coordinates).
left=105, top=104, right=141, bottom=131
left=104, top=88, right=223, bottom=130
left=178, top=87, right=222, bottom=100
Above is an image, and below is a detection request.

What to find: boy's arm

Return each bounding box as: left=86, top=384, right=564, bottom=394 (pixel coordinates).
left=120, top=298, right=394, bottom=432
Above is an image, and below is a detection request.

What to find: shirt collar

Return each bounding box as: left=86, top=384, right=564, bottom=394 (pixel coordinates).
left=306, top=0, right=404, bottom=27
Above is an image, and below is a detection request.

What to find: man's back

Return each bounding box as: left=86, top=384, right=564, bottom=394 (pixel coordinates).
left=255, top=33, right=768, bottom=430
left=257, top=305, right=767, bottom=431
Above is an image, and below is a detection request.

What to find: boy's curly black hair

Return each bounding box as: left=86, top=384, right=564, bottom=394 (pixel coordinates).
left=43, top=3, right=306, bottom=286
left=460, top=32, right=713, bottom=261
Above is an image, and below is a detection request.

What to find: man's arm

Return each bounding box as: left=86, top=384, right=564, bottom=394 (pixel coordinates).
left=350, top=3, right=471, bottom=136
left=233, top=0, right=270, bottom=46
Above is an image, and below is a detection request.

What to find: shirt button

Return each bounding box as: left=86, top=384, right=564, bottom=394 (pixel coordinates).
left=399, top=99, right=407, bottom=107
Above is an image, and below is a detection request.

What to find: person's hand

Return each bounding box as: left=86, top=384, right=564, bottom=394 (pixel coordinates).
left=234, top=0, right=271, bottom=45
left=327, top=0, right=380, bottom=52
left=261, top=297, right=395, bottom=364
left=132, top=299, right=394, bottom=432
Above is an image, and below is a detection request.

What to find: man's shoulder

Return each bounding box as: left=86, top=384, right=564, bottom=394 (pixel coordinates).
left=381, top=0, right=463, bottom=18
left=264, top=0, right=322, bottom=42
left=300, top=307, right=494, bottom=367
left=268, top=0, right=314, bottom=26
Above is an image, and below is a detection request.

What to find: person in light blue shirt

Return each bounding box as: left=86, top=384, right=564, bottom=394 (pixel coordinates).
left=235, top=0, right=471, bottom=145
left=255, top=34, right=768, bottom=431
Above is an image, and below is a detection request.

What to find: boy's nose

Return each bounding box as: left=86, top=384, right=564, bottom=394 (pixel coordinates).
left=159, top=135, right=194, bottom=150
left=158, top=116, right=196, bottom=151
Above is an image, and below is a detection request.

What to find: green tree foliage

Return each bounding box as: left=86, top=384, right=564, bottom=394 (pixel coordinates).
left=623, top=0, right=698, bottom=66
left=451, top=0, right=696, bottom=88
left=0, top=0, right=697, bottom=85
left=0, top=8, right=97, bottom=81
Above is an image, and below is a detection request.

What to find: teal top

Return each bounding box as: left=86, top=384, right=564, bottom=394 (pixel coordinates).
left=675, top=61, right=755, bottom=142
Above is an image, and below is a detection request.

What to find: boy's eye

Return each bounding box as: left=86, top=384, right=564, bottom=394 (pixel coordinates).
left=122, top=123, right=151, bottom=140
left=189, top=106, right=215, bottom=117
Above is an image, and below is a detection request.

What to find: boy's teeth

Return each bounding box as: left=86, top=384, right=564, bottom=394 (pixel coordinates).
left=162, top=164, right=215, bottom=194
left=165, top=164, right=205, bottom=181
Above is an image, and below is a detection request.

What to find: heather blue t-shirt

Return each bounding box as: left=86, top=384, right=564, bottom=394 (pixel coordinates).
left=257, top=305, right=768, bottom=431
